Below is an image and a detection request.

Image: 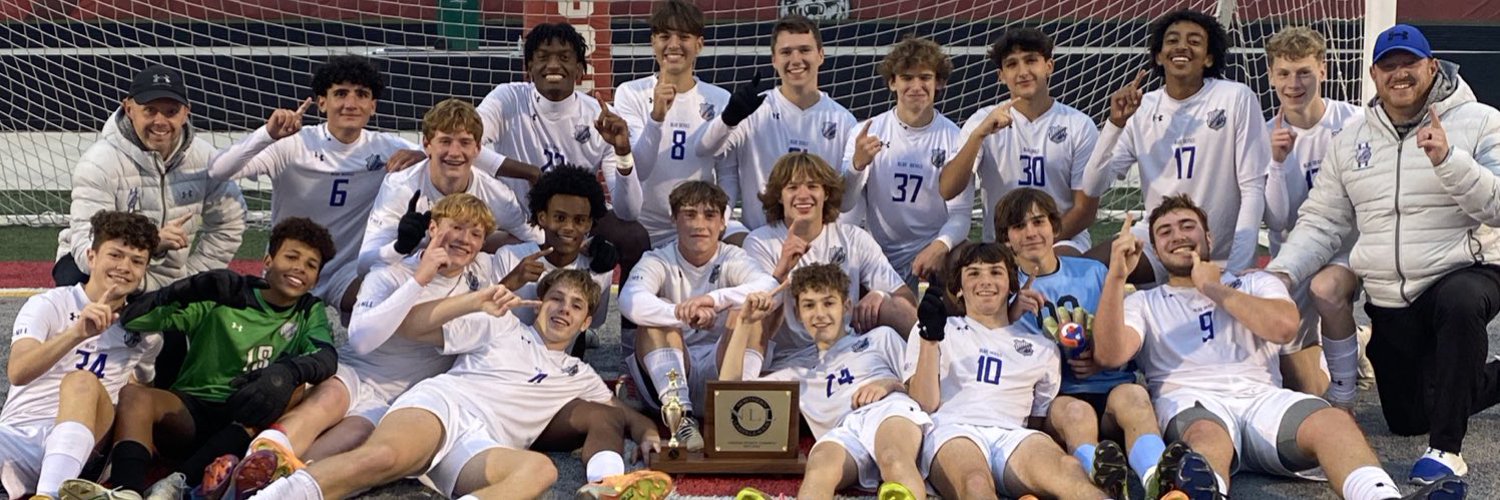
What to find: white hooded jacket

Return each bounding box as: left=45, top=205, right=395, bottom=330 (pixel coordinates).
left=1268, top=61, right=1500, bottom=307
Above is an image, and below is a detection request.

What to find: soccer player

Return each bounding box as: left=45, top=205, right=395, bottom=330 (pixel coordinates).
left=995, top=188, right=1170, bottom=499
left=220, top=193, right=498, bottom=495
left=615, top=0, right=747, bottom=247
left=720, top=264, right=927, bottom=499
left=476, top=22, right=649, bottom=280
left=1094, top=194, right=1465, bottom=499
left=618, top=181, right=778, bottom=450
left=55, top=64, right=246, bottom=290
left=907, top=243, right=1106, bottom=500
left=1258, top=26, right=1364, bottom=406
left=697, top=15, right=859, bottom=230
left=206, top=55, right=423, bottom=315
left=103, top=218, right=339, bottom=495
left=843, top=37, right=973, bottom=289
left=1080, top=9, right=1270, bottom=283
left=937, top=28, right=1100, bottom=255
left=247, top=270, right=669, bottom=500
left=491, top=166, right=617, bottom=330
left=742, top=152, right=915, bottom=373
left=1, top=212, right=161, bottom=500
left=358, top=98, right=554, bottom=272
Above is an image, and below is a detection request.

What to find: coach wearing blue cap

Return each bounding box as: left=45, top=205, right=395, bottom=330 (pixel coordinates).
left=1268, top=23, right=1500, bottom=487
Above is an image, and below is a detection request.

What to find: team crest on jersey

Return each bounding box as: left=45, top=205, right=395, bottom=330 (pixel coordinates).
left=1048, top=125, right=1067, bottom=144
left=830, top=247, right=848, bottom=265
left=852, top=337, right=870, bottom=352
left=280, top=322, right=297, bottom=341
left=563, top=363, right=580, bottom=376
left=1207, top=109, right=1227, bottom=131
left=574, top=125, right=592, bottom=143
left=700, top=102, right=719, bottom=121
left=466, top=271, right=480, bottom=291
left=709, top=264, right=722, bottom=284
left=1355, top=141, right=1372, bottom=170
left=124, top=331, right=142, bottom=348
left=365, top=154, right=386, bottom=172
left=930, top=149, right=947, bottom=169
left=1013, top=338, right=1034, bottom=356
left=126, top=188, right=140, bottom=213
left=821, top=121, right=837, bottom=140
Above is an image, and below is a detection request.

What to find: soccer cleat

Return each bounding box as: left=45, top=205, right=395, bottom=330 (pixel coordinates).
left=1411, top=448, right=1469, bottom=485
left=1091, top=441, right=1135, bottom=500
left=1173, top=450, right=1224, bottom=500
left=226, top=448, right=296, bottom=499
left=676, top=415, right=706, bottom=453
left=1404, top=475, right=1467, bottom=500
left=57, top=479, right=142, bottom=500
left=575, top=470, right=672, bottom=500
left=142, top=473, right=187, bottom=500
left=28, top=495, right=56, bottom=500
left=199, top=454, right=239, bottom=500
left=734, top=487, right=771, bottom=500
left=1145, top=441, right=1191, bottom=500
left=877, top=481, right=917, bottom=500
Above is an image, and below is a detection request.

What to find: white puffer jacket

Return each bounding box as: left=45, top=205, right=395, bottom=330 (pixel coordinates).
left=1268, top=61, right=1500, bottom=307
left=55, top=109, right=246, bottom=291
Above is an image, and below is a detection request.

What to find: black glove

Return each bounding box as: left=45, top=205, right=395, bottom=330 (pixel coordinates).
left=917, top=287, right=950, bottom=341
left=174, top=270, right=267, bottom=309
left=394, top=190, right=431, bottom=255
left=721, top=73, right=771, bottom=127
left=226, top=363, right=297, bottom=428
left=588, top=238, right=619, bottom=274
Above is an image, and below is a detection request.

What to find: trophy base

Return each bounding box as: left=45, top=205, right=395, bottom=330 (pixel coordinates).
left=649, top=449, right=807, bottom=475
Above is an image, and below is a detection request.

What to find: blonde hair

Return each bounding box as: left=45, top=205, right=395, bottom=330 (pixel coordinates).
left=421, top=98, right=484, bottom=142
left=538, top=268, right=603, bottom=313
left=758, top=152, right=844, bottom=224
left=431, top=193, right=497, bottom=235
left=1265, top=26, right=1327, bottom=62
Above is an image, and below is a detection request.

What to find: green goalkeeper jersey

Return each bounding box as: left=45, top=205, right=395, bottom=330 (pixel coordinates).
left=122, top=270, right=333, bottom=402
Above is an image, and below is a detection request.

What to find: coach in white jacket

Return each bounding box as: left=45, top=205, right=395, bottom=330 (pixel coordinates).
left=53, top=65, right=246, bottom=291
left=1267, top=25, right=1500, bottom=485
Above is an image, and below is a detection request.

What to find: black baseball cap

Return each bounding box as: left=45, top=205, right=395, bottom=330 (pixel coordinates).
left=128, top=65, right=189, bottom=105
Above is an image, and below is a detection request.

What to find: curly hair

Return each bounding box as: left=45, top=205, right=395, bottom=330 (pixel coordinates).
left=538, top=268, right=603, bottom=314
left=421, top=98, right=484, bottom=144
left=878, top=37, right=953, bottom=85
left=1265, top=26, right=1327, bottom=63
left=788, top=262, right=851, bottom=303
left=1148, top=9, right=1230, bottom=79
left=311, top=55, right=385, bottom=99
left=524, top=22, right=589, bottom=66
left=987, top=28, right=1054, bottom=69
left=993, top=188, right=1062, bottom=245
left=90, top=210, right=159, bottom=253
left=649, top=0, right=704, bottom=36
left=944, top=242, right=1019, bottom=303
left=269, top=217, right=337, bottom=265
left=529, top=165, right=608, bottom=225
left=759, top=152, right=844, bottom=225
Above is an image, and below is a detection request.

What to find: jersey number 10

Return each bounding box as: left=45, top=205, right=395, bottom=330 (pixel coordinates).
left=976, top=355, right=1003, bottom=385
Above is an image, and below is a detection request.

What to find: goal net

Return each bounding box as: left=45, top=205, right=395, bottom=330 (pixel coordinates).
left=0, top=0, right=1378, bottom=229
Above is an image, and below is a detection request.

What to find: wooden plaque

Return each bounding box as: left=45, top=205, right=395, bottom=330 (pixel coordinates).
left=704, top=381, right=800, bottom=459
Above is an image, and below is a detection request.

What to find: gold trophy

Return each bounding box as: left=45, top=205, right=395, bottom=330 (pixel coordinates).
left=659, top=369, right=686, bottom=460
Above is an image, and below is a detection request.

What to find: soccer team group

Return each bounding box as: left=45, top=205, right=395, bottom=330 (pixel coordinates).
left=3, top=0, right=1497, bottom=499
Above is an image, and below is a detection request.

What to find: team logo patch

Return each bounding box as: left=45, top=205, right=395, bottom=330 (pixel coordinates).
left=821, top=121, right=838, bottom=140
left=853, top=337, right=870, bottom=352
left=365, top=154, right=386, bottom=172
left=1014, top=338, right=1034, bottom=356
left=126, top=188, right=140, bottom=213
left=466, top=272, right=480, bottom=291
left=709, top=264, right=722, bottom=284
left=830, top=247, right=848, bottom=265
left=700, top=102, right=719, bottom=121
left=1207, top=109, right=1227, bottom=131
left=280, top=322, right=297, bottom=341
left=574, top=125, right=592, bottom=143
left=930, top=148, right=948, bottom=169
left=1229, top=278, right=1244, bottom=289
left=1355, top=141, right=1373, bottom=170
left=563, top=363, right=580, bottom=376
left=124, top=331, right=142, bottom=348
left=1048, top=125, right=1067, bottom=144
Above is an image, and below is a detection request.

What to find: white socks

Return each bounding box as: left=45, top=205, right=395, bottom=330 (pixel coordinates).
left=250, top=427, right=294, bottom=453
left=1342, top=465, right=1403, bottom=500
left=1324, top=335, right=1360, bottom=402
left=36, top=421, right=94, bottom=496
left=585, top=451, right=625, bottom=482
left=742, top=349, right=764, bottom=379
left=643, top=348, right=690, bottom=412
left=249, top=469, right=323, bottom=500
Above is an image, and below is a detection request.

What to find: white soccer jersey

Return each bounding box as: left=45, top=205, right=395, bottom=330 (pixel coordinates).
left=901, top=317, right=1060, bottom=429
left=698, top=89, right=858, bottom=229
left=619, top=243, right=778, bottom=346
left=961, top=102, right=1100, bottom=242
left=340, top=252, right=495, bottom=400
left=1264, top=99, right=1361, bottom=254
left=358, top=161, right=539, bottom=272
left=1123, top=272, right=1291, bottom=398
left=743, top=222, right=907, bottom=352
left=842, top=110, right=973, bottom=272
left=1, top=286, right=162, bottom=427
left=490, top=242, right=612, bottom=328
left=208, top=125, right=418, bottom=300
left=429, top=313, right=613, bottom=448
left=615, top=76, right=741, bottom=246
left=1081, top=78, right=1271, bottom=273
left=477, top=83, right=620, bottom=209
left=760, top=327, right=909, bottom=438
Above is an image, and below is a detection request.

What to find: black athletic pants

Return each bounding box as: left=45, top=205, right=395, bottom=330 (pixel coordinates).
left=1364, top=264, right=1500, bottom=452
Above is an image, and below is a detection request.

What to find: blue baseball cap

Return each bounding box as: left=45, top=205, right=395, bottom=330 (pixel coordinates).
left=1373, top=24, right=1432, bottom=62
